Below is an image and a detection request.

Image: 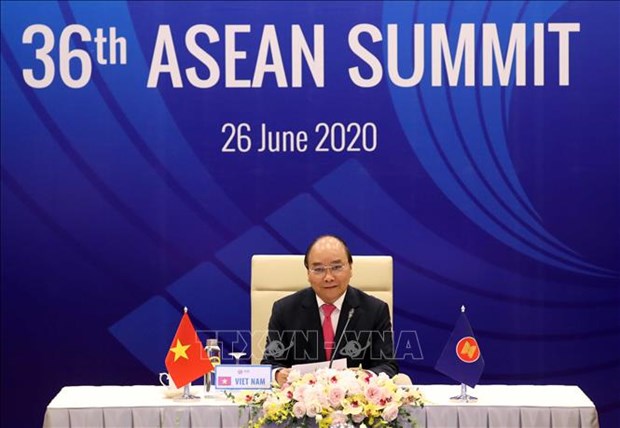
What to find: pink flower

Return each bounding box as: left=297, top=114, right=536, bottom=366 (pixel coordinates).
left=365, top=385, right=383, bottom=405
left=352, top=412, right=366, bottom=424
left=306, top=401, right=322, bottom=418
left=382, top=403, right=399, bottom=422
left=228, top=367, right=423, bottom=426
left=328, top=386, right=346, bottom=407
left=292, top=401, right=307, bottom=419
left=293, top=384, right=307, bottom=402
left=330, top=411, right=347, bottom=425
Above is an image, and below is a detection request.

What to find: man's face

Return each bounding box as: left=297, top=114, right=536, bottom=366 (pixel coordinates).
left=306, top=237, right=352, bottom=304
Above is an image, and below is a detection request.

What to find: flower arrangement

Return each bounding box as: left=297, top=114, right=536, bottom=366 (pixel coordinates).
left=228, top=368, right=424, bottom=428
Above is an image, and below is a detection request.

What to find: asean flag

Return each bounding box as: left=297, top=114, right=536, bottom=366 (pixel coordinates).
left=434, top=311, right=485, bottom=388
left=165, top=312, right=214, bottom=388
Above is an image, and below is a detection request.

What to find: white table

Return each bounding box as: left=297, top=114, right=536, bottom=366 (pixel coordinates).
left=43, top=385, right=249, bottom=428
left=410, top=385, right=599, bottom=428
left=43, top=384, right=599, bottom=428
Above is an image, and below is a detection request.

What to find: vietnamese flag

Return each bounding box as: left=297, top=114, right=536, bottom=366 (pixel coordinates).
left=165, top=311, right=214, bottom=388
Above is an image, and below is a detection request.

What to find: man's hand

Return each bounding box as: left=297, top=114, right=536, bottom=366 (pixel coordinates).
left=275, top=368, right=291, bottom=387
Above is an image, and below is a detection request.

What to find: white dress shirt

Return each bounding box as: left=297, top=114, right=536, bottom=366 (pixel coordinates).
left=316, top=292, right=345, bottom=332
left=272, top=292, right=347, bottom=382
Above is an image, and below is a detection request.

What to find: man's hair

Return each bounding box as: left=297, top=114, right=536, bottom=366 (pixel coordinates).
left=303, top=234, right=353, bottom=268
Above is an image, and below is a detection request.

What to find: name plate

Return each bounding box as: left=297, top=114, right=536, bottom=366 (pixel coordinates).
left=215, top=365, right=272, bottom=390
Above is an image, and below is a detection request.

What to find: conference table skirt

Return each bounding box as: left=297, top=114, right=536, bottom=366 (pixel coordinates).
left=43, top=384, right=599, bottom=428
left=44, top=405, right=251, bottom=428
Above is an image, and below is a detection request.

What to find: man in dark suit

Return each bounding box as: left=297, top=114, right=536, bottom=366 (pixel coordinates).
left=261, top=235, right=398, bottom=386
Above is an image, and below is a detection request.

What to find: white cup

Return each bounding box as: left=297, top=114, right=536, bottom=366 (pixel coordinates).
left=159, top=372, right=184, bottom=398
left=159, top=372, right=177, bottom=390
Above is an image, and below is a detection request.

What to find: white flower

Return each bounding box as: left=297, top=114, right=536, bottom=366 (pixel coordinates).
left=301, top=372, right=317, bottom=385
left=369, top=372, right=390, bottom=388
left=278, top=386, right=293, bottom=404
left=302, top=384, right=321, bottom=406
left=343, top=379, right=363, bottom=395
left=287, top=369, right=301, bottom=383
left=228, top=368, right=424, bottom=427
left=343, top=399, right=363, bottom=416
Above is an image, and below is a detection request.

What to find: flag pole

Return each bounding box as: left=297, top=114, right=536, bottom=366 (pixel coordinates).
left=449, top=306, right=478, bottom=403
left=450, top=382, right=478, bottom=403
left=180, top=384, right=199, bottom=400
left=178, top=307, right=200, bottom=401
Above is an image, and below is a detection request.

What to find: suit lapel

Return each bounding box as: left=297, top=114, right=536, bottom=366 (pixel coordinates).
left=334, top=287, right=360, bottom=357
left=301, top=287, right=361, bottom=363
left=300, top=288, right=324, bottom=362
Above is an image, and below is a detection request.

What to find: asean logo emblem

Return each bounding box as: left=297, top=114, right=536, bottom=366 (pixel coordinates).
left=455, top=336, right=480, bottom=363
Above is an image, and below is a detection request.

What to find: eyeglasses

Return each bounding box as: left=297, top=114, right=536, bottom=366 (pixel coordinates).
left=308, top=264, right=348, bottom=276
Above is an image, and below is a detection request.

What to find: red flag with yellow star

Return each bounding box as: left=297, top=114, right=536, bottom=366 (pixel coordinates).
left=165, top=312, right=214, bottom=388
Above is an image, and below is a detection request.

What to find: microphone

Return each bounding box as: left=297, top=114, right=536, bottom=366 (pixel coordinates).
left=329, top=308, right=355, bottom=369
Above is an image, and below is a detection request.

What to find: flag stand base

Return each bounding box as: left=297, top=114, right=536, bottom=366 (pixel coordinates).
left=203, top=392, right=222, bottom=399
left=450, top=383, right=478, bottom=402
left=174, top=385, right=200, bottom=401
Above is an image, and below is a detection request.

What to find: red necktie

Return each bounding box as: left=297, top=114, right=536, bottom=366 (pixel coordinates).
left=322, top=304, right=336, bottom=361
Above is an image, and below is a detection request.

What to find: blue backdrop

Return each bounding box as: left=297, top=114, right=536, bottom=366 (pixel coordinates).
left=1, top=1, right=618, bottom=427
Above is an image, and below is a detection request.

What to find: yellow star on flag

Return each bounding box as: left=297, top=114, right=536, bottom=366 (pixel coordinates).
left=169, top=339, right=191, bottom=362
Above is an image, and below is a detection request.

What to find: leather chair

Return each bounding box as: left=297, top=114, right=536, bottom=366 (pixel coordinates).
left=250, top=254, right=393, bottom=364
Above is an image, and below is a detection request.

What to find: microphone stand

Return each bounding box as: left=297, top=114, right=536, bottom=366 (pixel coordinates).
left=329, top=308, right=355, bottom=369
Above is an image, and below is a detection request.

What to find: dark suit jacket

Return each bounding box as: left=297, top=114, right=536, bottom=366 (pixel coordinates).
left=260, top=286, right=398, bottom=377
